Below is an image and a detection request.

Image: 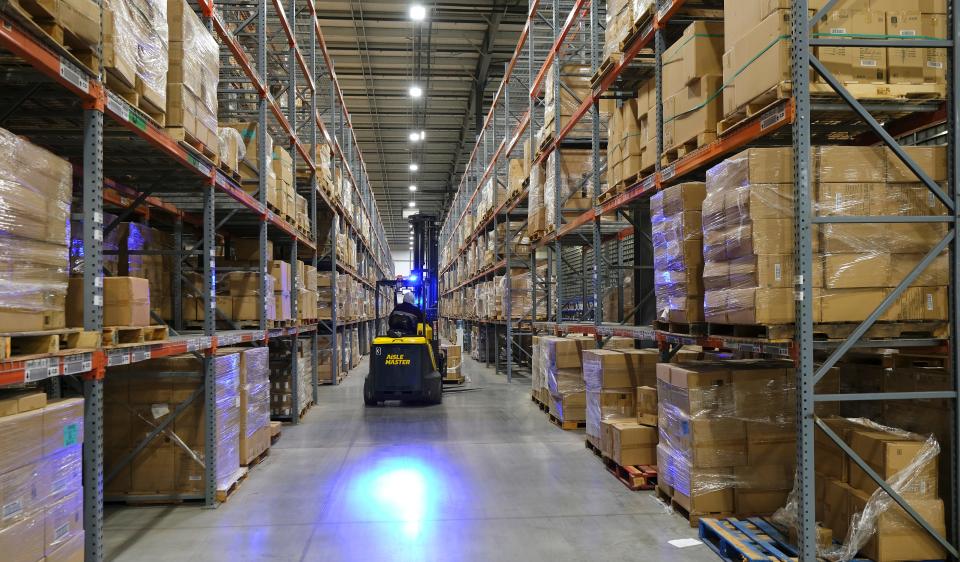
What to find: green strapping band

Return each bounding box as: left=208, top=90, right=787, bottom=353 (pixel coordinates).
left=662, top=33, right=724, bottom=65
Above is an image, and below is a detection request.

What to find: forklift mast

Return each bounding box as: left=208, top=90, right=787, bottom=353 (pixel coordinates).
left=409, top=214, right=439, bottom=323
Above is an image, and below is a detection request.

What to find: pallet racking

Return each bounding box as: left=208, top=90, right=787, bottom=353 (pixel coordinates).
left=0, top=0, right=392, bottom=558
left=437, top=0, right=960, bottom=558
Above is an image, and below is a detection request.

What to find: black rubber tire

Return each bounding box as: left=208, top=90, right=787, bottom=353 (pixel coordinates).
left=364, top=396, right=378, bottom=407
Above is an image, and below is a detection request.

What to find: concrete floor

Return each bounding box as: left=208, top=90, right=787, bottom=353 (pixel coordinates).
left=104, top=351, right=717, bottom=562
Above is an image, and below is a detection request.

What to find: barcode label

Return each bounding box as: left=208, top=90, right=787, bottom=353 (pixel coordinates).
left=106, top=92, right=127, bottom=120
left=3, top=500, right=22, bottom=519
left=927, top=293, right=934, bottom=310
left=900, top=30, right=917, bottom=36
left=830, top=27, right=847, bottom=35
left=25, top=358, right=52, bottom=382
left=774, top=263, right=782, bottom=282
left=860, top=59, right=878, bottom=67
left=928, top=61, right=944, bottom=69
left=760, top=106, right=787, bottom=131
left=108, top=351, right=129, bottom=366
left=54, top=523, right=70, bottom=541
left=59, top=58, right=89, bottom=92
left=660, top=164, right=675, bottom=181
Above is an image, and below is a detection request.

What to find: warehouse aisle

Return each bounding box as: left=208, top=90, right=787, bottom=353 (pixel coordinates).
left=103, top=353, right=716, bottom=562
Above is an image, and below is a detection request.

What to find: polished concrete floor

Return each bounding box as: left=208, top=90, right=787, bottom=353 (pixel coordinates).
left=104, top=350, right=717, bottom=562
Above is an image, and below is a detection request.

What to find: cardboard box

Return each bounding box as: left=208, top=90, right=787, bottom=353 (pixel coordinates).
left=814, top=10, right=887, bottom=84
left=849, top=487, right=946, bottom=562
left=43, top=533, right=84, bottom=562
left=43, top=490, right=83, bottom=556
left=636, top=386, right=658, bottom=426
left=823, top=478, right=851, bottom=540
left=734, top=488, right=790, bottom=515
left=0, top=408, right=43, bottom=475
left=0, top=391, right=47, bottom=417
left=847, top=430, right=938, bottom=498
left=661, top=21, right=724, bottom=97
left=43, top=398, right=84, bottom=457
left=103, top=277, right=151, bottom=326
left=609, top=421, right=657, bottom=466
left=0, top=512, right=44, bottom=562
left=233, top=238, right=273, bottom=261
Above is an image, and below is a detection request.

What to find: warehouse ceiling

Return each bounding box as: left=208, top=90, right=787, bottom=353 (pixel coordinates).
left=316, top=1, right=528, bottom=249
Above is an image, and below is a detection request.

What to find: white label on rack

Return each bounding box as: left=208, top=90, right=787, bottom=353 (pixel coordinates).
left=95, top=277, right=102, bottom=288
left=25, top=358, right=49, bottom=382
left=93, top=211, right=103, bottom=225
left=187, top=339, right=199, bottom=352
left=107, top=92, right=127, bottom=120
left=660, top=164, right=676, bottom=181
left=795, top=290, right=804, bottom=301
left=657, top=1, right=672, bottom=19
left=640, top=175, right=656, bottom=191
left=93, top=295, right=103, bottom=306
left=860, top=59, right=878, bottom=67
left=151, top=403, right=169, bottom=419
left=94, top=229, right=102, bottom=241
left=59, top=57, right=89, bottom=92
left=760, top=106, right=787, bottom=131
left=928, top=61, right=944, bottom=69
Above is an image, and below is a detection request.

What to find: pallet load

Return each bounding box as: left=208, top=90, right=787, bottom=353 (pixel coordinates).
left=0, top=127, right=71, bottom=332
left=271, top=260, right=292, bottom=322
left=225, top=271, right=276, bottom=326
left=772, top=416, right=946, bottom=562
left=499, top=273, right=532, bottom=320
left=661, top=22, right=723, bottom=155
left=703, top=146, right=948, bottom=334
left=105, top=353, right=242, bottom=500
left=103, top=0, right=168, bottom=122
left=268, top=338, right=312, bottom=419
left=217, top=127, right=245, bottom=175
left=539, top=335, right=597, bottom=426
left=227, top=122, right=281, bottom=210
left=442, top=343, right=463, bottom=383
left=652, top=182, right=707, bottom=326
left=316, top=335, right=334, bottom=384
left=540, top=64, right=610, bottom=147
left=657, top=360, right=797, bottom=525
left=582, top=348, right=658, bottom=445
left=721, top=1, right=946, bottom=129
left=543, top=149, right=597, bottom=229
left=0, top=393, right=85, bottom=562
left=297, top=263, right=318, bottom=323
left=272, top=146, right=297, bottom=226
left=603, top=0, right=654, bottom=61
left=236, top=347, right=270, bottom=466
left=166, top=0, right=219, bottom=156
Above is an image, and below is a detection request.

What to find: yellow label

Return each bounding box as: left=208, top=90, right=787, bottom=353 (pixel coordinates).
left=384, top=353, right=411, bottom=366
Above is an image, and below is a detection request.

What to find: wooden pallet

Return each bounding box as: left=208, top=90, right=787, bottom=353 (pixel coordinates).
left=654, top=320, right=707, bottom=337
left=718, top=81, right=947, bottom=137
left=707, top=321, right=949, bottom=342
left=215, top=467, right=248, bottom=503
left=618, top=7, right=654, bottom=52
left=269, top=420, right=282, bottom=444
left=166, top=127, right=219, bottom=166
left=244, top=447, right=270, bottom=469
left=2, top=0, right=100, bottom=75
left=442, top=374, right=466, bottom=385
left=655, top=484, right=732, bottom=527
left=547, top=412, right=586, bottom=430
left=0, top=328, right=100, bottom=360
left=598, top=185, right=622, bottom=205
left=699, top=517, right=800, bottom=562
left=585, top=435, right=602, bottom=457
left=102, top=325, right=168, bottom=347
left=602, top=459, right=657, bottom=491
left=661, top=131, right=717, bottom=165
left=590, top=52, right=623, bottom=89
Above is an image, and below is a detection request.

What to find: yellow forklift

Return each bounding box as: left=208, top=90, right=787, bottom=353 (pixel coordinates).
left=364, top=215, right=444, bottom=405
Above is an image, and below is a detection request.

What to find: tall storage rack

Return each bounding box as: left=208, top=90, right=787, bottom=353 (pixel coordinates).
left=0, top=0, right=392, bottom=558
left=438, top=0, right=960, bottom=559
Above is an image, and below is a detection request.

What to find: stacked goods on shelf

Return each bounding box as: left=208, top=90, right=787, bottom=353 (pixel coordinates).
left=105, top=353, right=241, bottom=497
left=0, top=127, right=72, bottom=332
left=776, top=416, right=946, bottom=561
left=442, top=344, right=462, bottom=380
left=297, top=263, right=318, bottom=322
left=582, top=348, right=658, bottom=455
left=603, top=0, right=654, bottom=60
left=607, top=84, right=646, bottom=190
left=269, top=339, right=311, bottom=418
left=237, top=348, right=270, bottom=465
left=538, top=335, right=598, bottom=423
left=271, top=260, right=292, bottom=322
left=543, top=149, right=598, bottom=228
left=18, top=0, right=100, bottom=65
left=224, top=269, right=276, bottom=325
left=0, top=393, right=84, bottom=561
left=499, top=272, right=532, bottom=320
left=601, top=271, right=635, bottom=322
left=317, top=335, right=334, bottom=384
left=349, top=327, right=361, bottom=365
left=166, top=0, right=219, bottom=153
left=722, top=1, right=946, bottom=121
left=703, top=146, right=948, bottom=327
left=661, top=22, right=723, bottom=152
left=539, top=64, right=610, bottom=145
left=636, top=384, right=658, bottom=426
left=652, top=182, right=707, bottom=324
left=317, top=271, right=333, bottom=320
left=527, top=158, right=546, bottom=238
left=508, top=158, right=526, bottom=196
left=272, top=146, right=296, bottom=224
left=656, top=360, right=796, bottom=524
left=314, top=143, right=334, bottom=197
left=217, top=127, right=245, bottom=174
left=227, top=122, right=281, bottom=209
left=102, top=0, right=168, bottom=118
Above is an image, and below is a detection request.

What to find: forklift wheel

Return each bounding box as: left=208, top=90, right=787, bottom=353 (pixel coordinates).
left=364, top=397, right=379, bottom=407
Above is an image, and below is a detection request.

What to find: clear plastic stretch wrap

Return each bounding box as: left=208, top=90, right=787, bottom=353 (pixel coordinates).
left=773, top=418, right=943, bottom=562
left=217, top=127, right=246, bottom=170
left=499, top=273, right=531, bottom=320
left=213, top=352, right=241, bottom=489
left=604, top=0, right=654, bottom=60
left=241, top=348, right=270, bottom=438
left=583, top=350, right=639, bottom=440
left=0, top=127, right=72, bottom=330
left=651, top=182, right=706, bottom=324
left=544, top=149, right=595, bottom=227
left=106, top=0, right=168, bottom=105
left=656, top=360, right=796, bottom=515
left=169, top=0, right=219, bottom=127
left=540, top=336, right=595, bottom=421
left=703, top=146, right=948, bottom=326
left=543, top=63, right=609, bottom=141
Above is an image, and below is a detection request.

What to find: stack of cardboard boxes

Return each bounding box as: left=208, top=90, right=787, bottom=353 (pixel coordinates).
left=271, top=260, right=292, bottom=322
left=583, top=348, right=660, bottom=468
left=543, top=150, right=597, bottom=228
left=442, top=344, right=462, bottom=381
left=537, top=335, right=597, bottom=423
left=0, top=393, right=85, bottom=562
left=703, top=146, right=948, bottom=327
left=224, top=269, right=276, bottom=325
left=297, top=263, right=318, bottom=322
left=269, top=339, right=312, bottom=418
left=272, top=146, right=297, bottom=226
left=102, top=0, right=168, bottom=116
left=237, top=347, right=271, bottom=465
left=105, top=353, right=241, bottom=498
left=652, top=182, right=707, bottom=324
left=540, top=64, right=603, bottom=145
left=0, top=127, right=72, bottom=332
left=722, top=0, right=946, bottom=119
left=603, top=0, right=654, bottom=61
left=656, top=360, right=797, bottom=524
left=166, top=0, right=219, bottom=151
left=661, top=22, right=724, bottom=152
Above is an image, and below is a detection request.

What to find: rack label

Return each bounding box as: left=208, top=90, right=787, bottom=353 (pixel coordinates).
left=25, top=358, right=55, bottom=382
left=640, top=175, right=656, bottom=191
left=107, top=350, right=130, bottom=366
left=760, top=106, right=786, bottom=131
left=59, top=58, right=89, bottom=92
left=62, top=353, right=92, bottom=375
left=131, top=347, right=151, bottom=363
left=106, top=92, right=128, bottom=121
left=660, top=164, right=676, bottom=182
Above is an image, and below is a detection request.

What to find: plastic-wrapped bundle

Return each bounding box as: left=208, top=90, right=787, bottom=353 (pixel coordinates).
left=0, top=127, right=72, bottom=331
left=168, top=0, right=218, bottom=121
left=651, top=182, right=706, bottom=324
left=583, top=349, right=643, bottom=439
left=656, top=360, right=796, bottom=518
left=544, top=149, right=595, bottom=227
left=773, top=417, right=944, bottom=562
left=703, top=146, right=949, bottom=326
left=540, top=336, right=596, bottom=421
left=543, top=63, right=609, bottom=140
left=217, top=127, right=247, bottom=173
left=213, top=352, right=241, bottom=489
left=240, top=347, right=270, bottom=440
left=105, top=0, right=168, bottom=110
left=499, top=273, right=531, bottom=321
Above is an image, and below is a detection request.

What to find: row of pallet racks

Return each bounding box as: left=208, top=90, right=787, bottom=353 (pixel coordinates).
left=437, top=0, right=960, bottom=560
left=0, top=0, right=393, bottom=559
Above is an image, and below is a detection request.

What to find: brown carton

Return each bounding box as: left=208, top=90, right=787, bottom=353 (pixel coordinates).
left=0, top=408, right=43, bottom=475
left=636, top=386, right=658, bottom=426
left=848, top=487, right=946, bottom=562
left=847, top=430, right=938, bottom=498
left=103, top=277, right=151, bottom=326
left=610, top=421, right=658, bottom=466
left=0, top=391, right=47, bottom=417
left=44, top=533, right=83, bottom=562
left=0, top=512, right=44, bottom=562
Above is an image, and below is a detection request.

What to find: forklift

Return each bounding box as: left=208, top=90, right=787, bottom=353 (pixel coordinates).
left=364, top=214, right=444, bottom=405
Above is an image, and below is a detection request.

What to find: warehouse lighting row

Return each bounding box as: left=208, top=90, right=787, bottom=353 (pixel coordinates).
left=407, top=4, right=427, bottom=216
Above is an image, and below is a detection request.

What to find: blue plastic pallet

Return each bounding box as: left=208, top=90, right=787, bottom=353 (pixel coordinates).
left=699, top=517, right=797, bottom=562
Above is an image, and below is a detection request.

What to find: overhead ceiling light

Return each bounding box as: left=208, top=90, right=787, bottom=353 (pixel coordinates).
left=409, top=163, right=418, bottom=172
left=409, top=201, right=416, bottom=208
left=419, top=130, right=426, bottom=141
left=409, top=85, right=423, bottom=99
left=409, top=132, right=421, bottom=142
left=410, top=4, right=426, bottom=21
left=409, top=184, right=417, bottom=192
